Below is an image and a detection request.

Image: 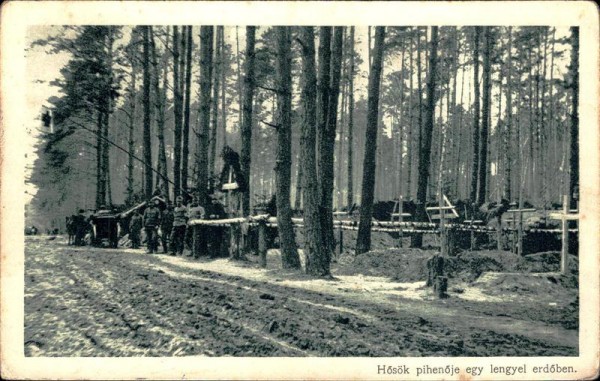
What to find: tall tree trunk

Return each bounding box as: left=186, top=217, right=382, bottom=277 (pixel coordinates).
left=412, top=26, right=439, bottom=248
left=416, top=27, right=424, bottom=192
left=317, top=26, right=332, bottom=183
left=275, top=27, right=301, bottom=269
left=298, top=27, right=327, bottom=276
left=126, top=53, right=137, bottom=205
left=142, top=26, right=153, bottom=200
left=240, top=26, right=256, bottom=216
left=209, top=28, right=222, bottom=185
left=569, top=27, right=579, bottom=206
left=406, top=37, right=414, bottom=199
left=96, top=111, right=105, bottom=208
left=182, top=26, right=193, bottom=195
left=549, top=28, right=557, bottom=202
left=356, top=26, right=386, bottom=254
left=455, top=30, right=466, bottom=199
left=539, top=28, right=549, bottom=206
left=504, top=27, right=513, bottom=201
left=319, top=27, right=343, bottom=257
left=219, top=27, right=227, bottom=148
left=172, top=26, right=183, bottom=199
left=197, top=26, right=214, bottom=205
left=151, top=27, right=169, bottom=201
left=236, top=26, right=243, bottom=134
left=103, top=27, right=114, bottom=207
left=346, top=26, right=355, bottom=209
left=477, top=26, right=491, bottom=204
left=470, top=27, right=481, bottom=203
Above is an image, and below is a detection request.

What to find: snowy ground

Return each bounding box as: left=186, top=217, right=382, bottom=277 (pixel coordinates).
left=25, top=235, right=578, bottom=357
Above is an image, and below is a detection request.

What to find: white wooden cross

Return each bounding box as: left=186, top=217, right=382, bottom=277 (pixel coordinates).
left=549, top=195, right=579, bottom=275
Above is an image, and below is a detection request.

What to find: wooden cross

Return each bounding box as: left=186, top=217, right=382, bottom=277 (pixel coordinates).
left=548, top=195, right=579, bottom=274
left=549, top=195, right=579, bottom=275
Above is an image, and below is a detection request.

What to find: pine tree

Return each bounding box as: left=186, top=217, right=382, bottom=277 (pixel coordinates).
left=356, top=26, right=386, bottom=254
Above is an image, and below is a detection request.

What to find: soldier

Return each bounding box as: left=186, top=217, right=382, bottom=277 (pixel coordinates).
left=206, top=191, right=227, bottom=257
left=73, top=209, right=87, bottom=246
left=186, top=195, right=206, bottom=258
left=129, top=209, right=143, bottom=249
left=170, top=196, right=188, bottom=256
left=143, top=198, right=162, bottom=253
left=160, top=202, right=174, bottom=253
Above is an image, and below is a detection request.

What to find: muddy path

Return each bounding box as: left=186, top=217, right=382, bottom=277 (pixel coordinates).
left=25, top=237, right=577, bottom=357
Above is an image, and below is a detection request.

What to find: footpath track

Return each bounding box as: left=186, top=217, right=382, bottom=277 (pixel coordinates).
left=24, top=237, right=576, bottom=357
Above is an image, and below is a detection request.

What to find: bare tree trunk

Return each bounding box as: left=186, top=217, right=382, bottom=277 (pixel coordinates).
left=470, top=27, right=481, bottom=203
left=356, top=26, right=386, bottom=254
left=504, top=27, right=513, bottom=201
left=299, top=27, right=328, bottom=276
left=182, top=26, right=193, bottom=194
left=416, top=27, right=424, bottom=194
left=142, top=26, right=153, bottom=200
left=197, top=26, right=214, bottom=205
left=219, top=27, right=227, bottom=148
left=126, top=53, right=137, bottom=205
left=236, top=26, right=243, bottom=134
left=275, top=27, right=301, bottom=269
left=209, top=28, right=222, bottom=187
left=96, top=111, right=105, bottom=208
left=406, top=37, right=414, bottom=199
left=240, top=27, right=256, bottom=216
left=569, top=27, right=579, bottom=207
left=151, top=27, right=169, bottom=201
left=319, top=27, right=343, bottom=257
left=412, top=26, right=439, bottom=248
left=346, top=26, right=355, bottom=209
left=477, top=26, right=491, bottom=204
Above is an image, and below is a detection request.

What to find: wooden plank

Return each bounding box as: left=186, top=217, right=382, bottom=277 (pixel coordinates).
left=549, top=212, right=579, bottom=221
left=430, top=214, right=458, bottom=220
left=391, top=213, right=412, bottom=217
left=426, top=206, right=456, bottom=211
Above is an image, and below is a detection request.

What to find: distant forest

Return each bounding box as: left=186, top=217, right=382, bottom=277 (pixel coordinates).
left=28, top=26, right=579, bottom=244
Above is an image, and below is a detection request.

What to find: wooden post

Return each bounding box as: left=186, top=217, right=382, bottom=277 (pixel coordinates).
left=434, top=276, right=448, bottom=298
left=258, top=220, right=267, bottom=268
left=398, top=195, right=404, bottom=248
left=561, top=195, right=570, bottom=274
left=337, top=226, right=343, bottom=259
left=470, top=220, right=475, bottom=250
left=440, top=202, right=446, bottom=256
left=511, top=209, right=517, bottom=253
left=496, top=215, right=502, bottom=251
left=517, top=209, right=524, bottom=256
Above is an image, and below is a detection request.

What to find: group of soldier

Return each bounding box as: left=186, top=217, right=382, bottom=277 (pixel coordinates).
left=128, top=192, right=227, bottom=257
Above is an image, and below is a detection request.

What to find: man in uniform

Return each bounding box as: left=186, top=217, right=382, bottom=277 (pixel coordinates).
left=129, top=209, right=143, bottom=249
left=143, top=198, right=162, bottom=253
left=73, top=209, right=87, bottom=246
left=186, top=194, right=206, bottom=258
left=160, top=202, right=174, bottom=253
left=206, top=191, right=227, bottom=257
left=170, top=196, right=188, bottom=256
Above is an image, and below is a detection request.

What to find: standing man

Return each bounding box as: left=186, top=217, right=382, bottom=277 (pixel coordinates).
left=129, top=210, right=143, bottom=249
left=206, top=192, right=227, bottom=257
left=143, top=198, right=162, bottom=254
left=170, top=196, right=188, bottom=256
left=160, top=202, right=174, bottom=253
left=186, top=194, right=206, bottom=258
left=73, top=209, right=87, bottom=246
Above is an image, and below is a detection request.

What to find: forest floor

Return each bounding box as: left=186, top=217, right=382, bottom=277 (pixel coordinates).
left=24, top=233, right=578, bottom=357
